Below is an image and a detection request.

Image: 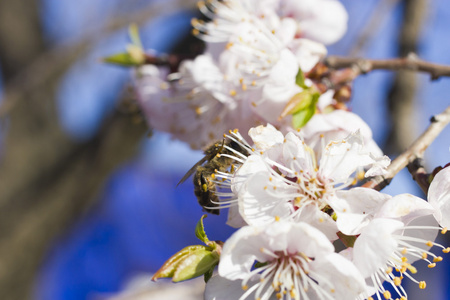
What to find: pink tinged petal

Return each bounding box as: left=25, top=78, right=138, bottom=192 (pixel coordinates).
left=275, top=18, right=297, bottom=45
left=281, top=222, right=334, bottom=257
left=319, top=131, right=374, bottom=183
left=294, top=204, right=339, bottom=241
left=353, top=218, right=404, bottom=278
left=232, top=155, right=269, bottom=195
left=248, top=124, right=284, bottom=150
left=226, top=204, right=248, bottom=228
left=258, top=50, right=302, bottom=123
left=402, top=215, right=439, bottom=264
left=333, top=188, right=391, bottom=235
left=289, top=38, right=327, bottom=72
left=281, top=0, right=348, bottom=45
left=428, top=166, right=450, bottom=228
left=282, top=132, right=315, bottom=172
left=218, top=226, right=268, bottom=280
left=375, top=193, right=435, bottom=225
left=204, top=276, right=258, bottom=300
left=238, top=171, right=293, bottom=226
left=301, top=110, right=384, bottom=157
left=310, top=253, right=366, bottom=300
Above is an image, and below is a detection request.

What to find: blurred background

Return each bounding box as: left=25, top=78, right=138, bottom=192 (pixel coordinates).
left=0, top=0, right=449, bottom=299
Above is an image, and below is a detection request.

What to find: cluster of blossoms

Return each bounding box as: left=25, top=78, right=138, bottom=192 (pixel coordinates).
left=134, top=0, right=381, bottom=154
left=200, top=124, right=450, bottom=300
left=127, top=0, right=450, bottom=299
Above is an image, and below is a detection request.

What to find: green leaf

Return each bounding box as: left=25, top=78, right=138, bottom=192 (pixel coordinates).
left=128, top=23, right=143, bottom=48
left=152, top=245, right=209, bottom=281
left=195, top=214, right=210, bottom=244
left=295, top=68, right=307, bottom=89
left=291, top=92, right=320, bottom=129
left=172, top=249, right=220, bottom=282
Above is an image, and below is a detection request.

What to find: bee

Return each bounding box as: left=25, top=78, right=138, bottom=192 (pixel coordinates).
left=177, top=138, right=247, bottom=215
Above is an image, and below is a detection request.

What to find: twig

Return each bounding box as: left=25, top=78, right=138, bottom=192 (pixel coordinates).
left=324, top=54, right=450, bottom=80
left=363, top=105, right=450, bottom=191
left=407, top=157, right=429, bottom=194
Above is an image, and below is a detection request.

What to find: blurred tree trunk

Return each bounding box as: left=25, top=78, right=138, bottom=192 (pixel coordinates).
left=385, top=0, right=427, bottom=154
left=0, top=1, right=147, bottom=299
left=0, top=0, right=46, bottom=81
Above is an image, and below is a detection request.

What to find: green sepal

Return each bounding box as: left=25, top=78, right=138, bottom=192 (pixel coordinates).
left=152, top=245, right=208, bottom=281
left=103, top=51, right=143, bottom=67
left=103, top=24, right=145, bottom=67
left=195, top=214, right=210, bottom=245
left=295, top=68, right=307, bottom=89
left=254, top=261, right=269, bottom=269
left=172, top=249, right=220, bottom=282
left=291, top=91, right=320, bottom=129
left=337, top=232, right=357, bottom=248
left=204, top=267, right=214, bottom=283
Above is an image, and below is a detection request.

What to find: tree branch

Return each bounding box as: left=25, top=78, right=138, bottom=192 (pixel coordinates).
left=324, top=54, right=450, bottom=80
left=362, top=105, right=450, bottom=191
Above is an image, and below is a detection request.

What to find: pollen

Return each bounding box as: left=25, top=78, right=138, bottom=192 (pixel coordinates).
left=443, top=247, right=450, bottom=253
left=433, top=256, right=443, bottom=262
left=442, top=227, right=448, bottom=234
left=426, top=241, right=433, bottom=247
left=428, top=263, right=436, bottom=268
left=422, top=252, right=428, bottom=259
left=419, top=281, right=427, bottom=289
left=393, top=277, right=402, bottom=286
left=383, top=291, right=391, bottom=299
left=192, top=28, right=200, bottom=36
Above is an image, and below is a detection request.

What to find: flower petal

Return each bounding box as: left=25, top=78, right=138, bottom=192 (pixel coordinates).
left=428, top=166, right=450, bottom=228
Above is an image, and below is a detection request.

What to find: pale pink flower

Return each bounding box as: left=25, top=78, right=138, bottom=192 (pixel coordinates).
left=205, top=221, right=365, bottom=300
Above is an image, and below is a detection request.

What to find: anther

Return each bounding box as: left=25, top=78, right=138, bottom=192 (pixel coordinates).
left=428, top=263, right=436, bottom=268
left=433, top=256, right=443, bottom=262
left=419, top=281, right=426, bottom=289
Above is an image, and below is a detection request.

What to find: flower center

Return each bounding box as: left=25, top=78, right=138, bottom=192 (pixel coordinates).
left=239, top=248, right=336, bottom=300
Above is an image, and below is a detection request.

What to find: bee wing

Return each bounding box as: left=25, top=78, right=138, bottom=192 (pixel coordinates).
left=176, top=155, right=209, bottom=186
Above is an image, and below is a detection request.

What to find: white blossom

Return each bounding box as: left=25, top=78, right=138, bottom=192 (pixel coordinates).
left=428, top=166, right=450, bottom=228
left=215, top=125, right=389, bottom=234
left=205, top=221, right=365, bottom=300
